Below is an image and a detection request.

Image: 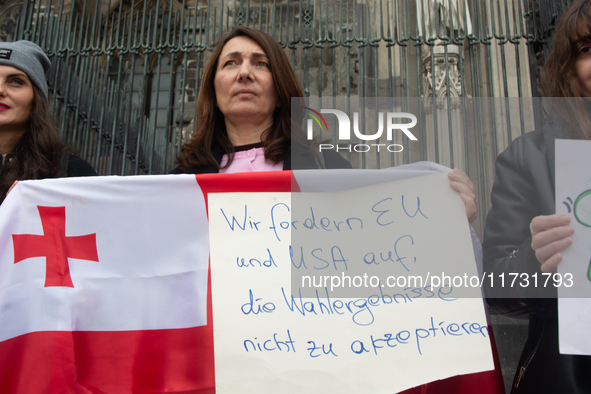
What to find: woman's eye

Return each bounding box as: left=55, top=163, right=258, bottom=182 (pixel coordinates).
left=223, top=60, right=237, bottom=67
left=8, top=78, right=24, bottom=86
left=257, top=61, right=269, bottom=68
left=579, top=46, right=591, bottom=55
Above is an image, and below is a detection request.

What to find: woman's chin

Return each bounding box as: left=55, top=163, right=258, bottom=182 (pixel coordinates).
left=224, top=107, right=274, bottom=124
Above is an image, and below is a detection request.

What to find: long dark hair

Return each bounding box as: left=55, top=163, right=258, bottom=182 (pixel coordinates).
left=176, top=26, right=308, bottom=171
left=0, top=84, right=64, bottom=203
left=543, top=0, right=591, bottom=139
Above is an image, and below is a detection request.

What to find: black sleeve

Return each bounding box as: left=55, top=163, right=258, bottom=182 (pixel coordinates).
left=482, top=133, right=557, bottom=316
left=66, top=155, right=98, bottom=177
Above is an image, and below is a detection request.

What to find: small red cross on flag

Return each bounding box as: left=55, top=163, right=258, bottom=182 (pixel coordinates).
left=12, top=206, right=99, bottom=287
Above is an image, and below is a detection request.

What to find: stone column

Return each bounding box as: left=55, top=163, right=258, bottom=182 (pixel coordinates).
left=421, top=44, right=466, bottom=170
left=0, top=0, right=23, bottom=41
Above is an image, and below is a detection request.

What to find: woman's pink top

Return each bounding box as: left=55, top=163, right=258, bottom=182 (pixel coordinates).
left=219, top=143, right=283, bottom=173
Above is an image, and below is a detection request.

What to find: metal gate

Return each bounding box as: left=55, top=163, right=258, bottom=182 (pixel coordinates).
left=2, top=0, right=573, bottom=233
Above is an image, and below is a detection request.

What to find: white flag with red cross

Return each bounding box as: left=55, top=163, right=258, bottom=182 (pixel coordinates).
left=0, top=174, right=214, bottom=393
left=0, top=170, right=502, bottom=394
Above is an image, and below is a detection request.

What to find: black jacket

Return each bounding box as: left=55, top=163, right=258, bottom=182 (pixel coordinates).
left=483, top=126, right=591, bottom=393
left=0, top=153, right=96, bottom=205
left=170, top=142, right=352, bottom=174
left=58, top=152, right=98, bottom=177
left=483, top=127, right=562, bottom=307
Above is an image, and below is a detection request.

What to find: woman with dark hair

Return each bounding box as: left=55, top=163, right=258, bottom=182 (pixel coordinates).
left=172, top=25, right=501, bottom=393
left=172, top=26, right=348, bottom=173
left=171, top=26, right=478, bottom=223
left=483, top=0, right=591, bottom=392
left=0, top=40, right=96, bottom=203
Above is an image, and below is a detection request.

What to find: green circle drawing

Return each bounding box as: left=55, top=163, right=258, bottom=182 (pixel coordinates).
left=574, top=189, right=591, bottom=228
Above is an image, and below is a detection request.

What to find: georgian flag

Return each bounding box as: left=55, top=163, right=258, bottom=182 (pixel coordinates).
left=0, top=170, right=502, bottom=393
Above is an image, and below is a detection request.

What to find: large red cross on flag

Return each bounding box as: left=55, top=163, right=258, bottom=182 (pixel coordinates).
left=0, top=171, right=503, bottom=393
left=13, top=206, right=99, bottom=287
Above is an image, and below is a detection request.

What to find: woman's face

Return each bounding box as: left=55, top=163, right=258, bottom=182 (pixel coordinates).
left=0, top=65, right=34, bottom=133
left=575, top=40, right=591, bottom=97
left=214, top=36, right=278, bottom=126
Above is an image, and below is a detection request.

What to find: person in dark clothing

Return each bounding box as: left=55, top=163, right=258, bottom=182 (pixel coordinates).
left=483, top=0, right=591, bottom=392
left=0, top=40, right=96, bottom=204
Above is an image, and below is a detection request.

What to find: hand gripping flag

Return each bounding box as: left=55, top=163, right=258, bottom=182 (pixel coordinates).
left=0, top=171, right=502, bottom=393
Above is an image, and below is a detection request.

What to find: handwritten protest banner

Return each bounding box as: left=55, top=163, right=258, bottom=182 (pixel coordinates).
left=556, top=139, right=591, bottom=355
left=209, top=173, right=493, bottom=393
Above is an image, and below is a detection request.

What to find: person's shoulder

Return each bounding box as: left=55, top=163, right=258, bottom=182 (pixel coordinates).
left=66, top=154, right=98, bottom=177
left=507, top=129, right=545, bottom=151
left=518, top=129, right=545, bottom=142
left=499, top=129, right=549, bottom=168
left=508, top=121, right=568, bottom=155
left=322, top=151, right=352, bottom=169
